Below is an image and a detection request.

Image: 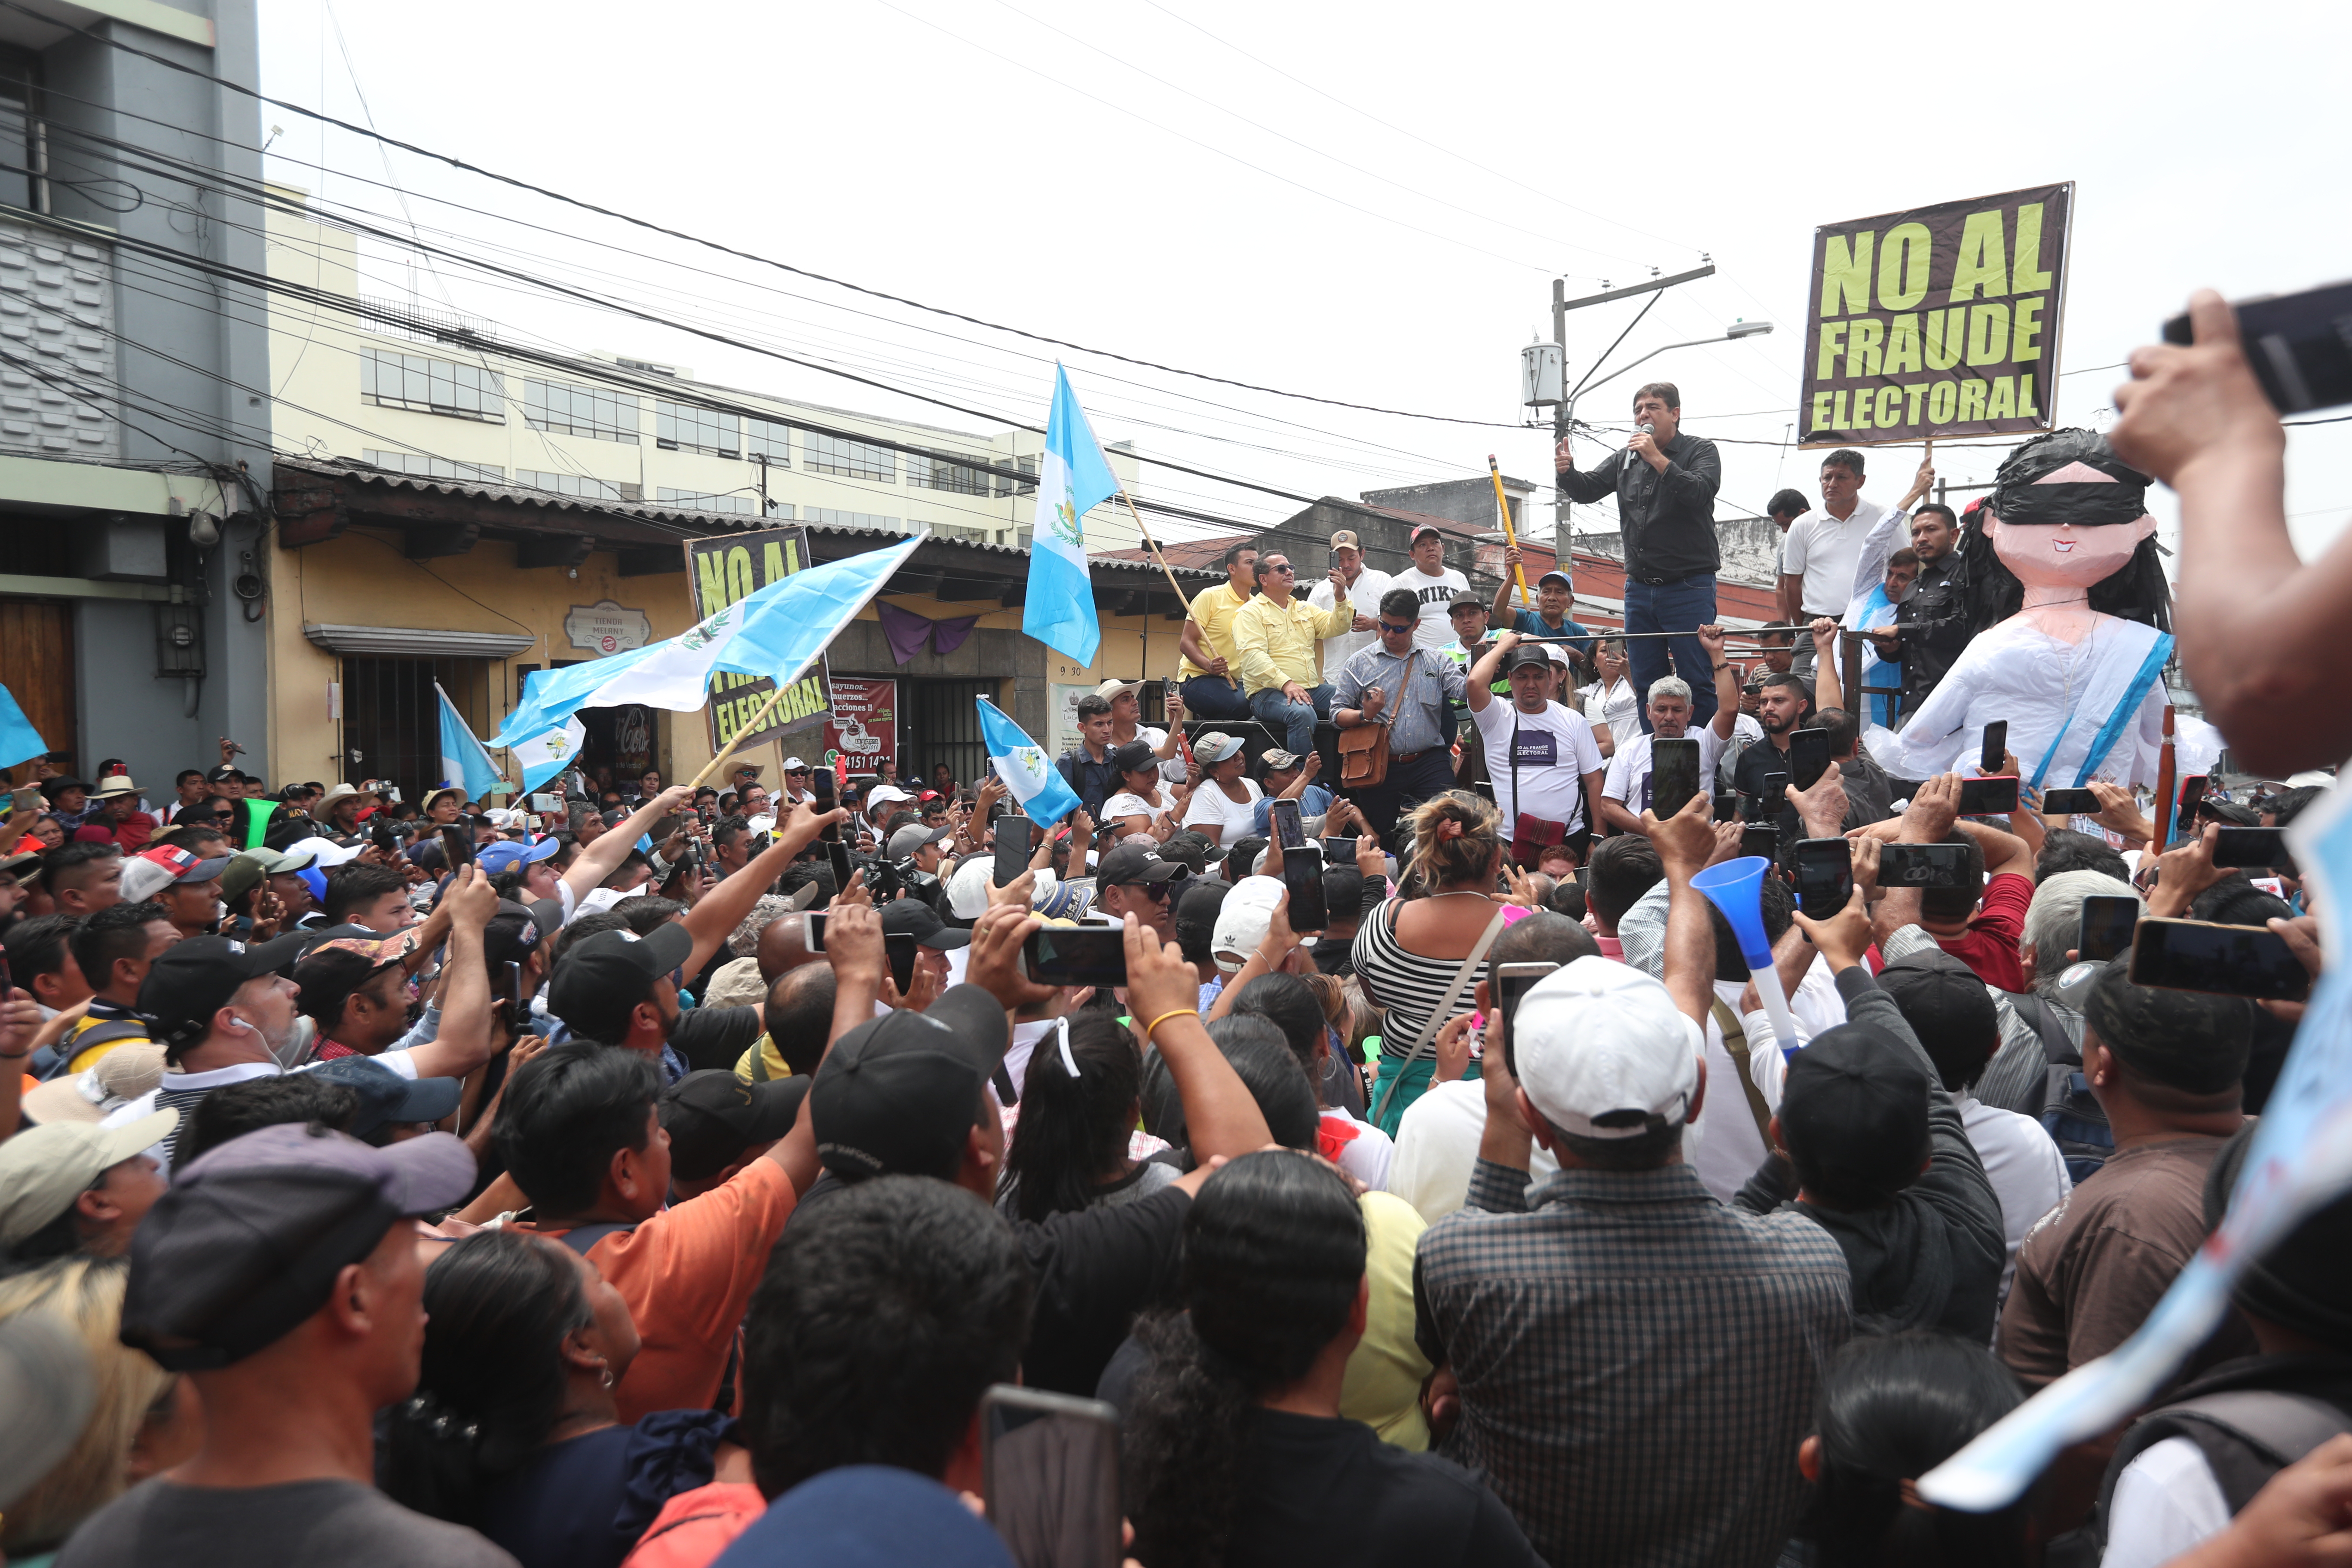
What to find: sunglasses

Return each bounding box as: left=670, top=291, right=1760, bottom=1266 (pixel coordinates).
left=1378, top=621, right=1415, bottom=636
left=1261, top=562, right=1295, bottom=575
left=1118, top=879, right=1177, bottom=900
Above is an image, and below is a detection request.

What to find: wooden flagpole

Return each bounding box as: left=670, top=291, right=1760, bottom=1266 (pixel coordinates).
left=1117, top=490, right=1192, bottom=613
left=1489, top=455, right=1532, bottom=609
left=689, top=681, right=798, bottom=790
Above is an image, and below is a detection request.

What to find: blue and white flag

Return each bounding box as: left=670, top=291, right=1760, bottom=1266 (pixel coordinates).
left=506, top=684, right=585, bottom=795
left=1023, top=364, right=1119, bottom=666
left=978, top=696, right=1081, bottom=825
left=436, top=682, right=507, bottom=800
left=1920, top=778, right=2352, bottom=1511
left=494, top=535, right=921, bottom=747
left=0, top=683, right=45, bottom=772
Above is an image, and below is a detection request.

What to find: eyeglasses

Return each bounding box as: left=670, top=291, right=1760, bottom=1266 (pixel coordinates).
left=1378, top=622, right=1415, bottom=636
left=1262, top=562, right=1295, bottom=575
left=1118, top=879, right=1176, bottom=900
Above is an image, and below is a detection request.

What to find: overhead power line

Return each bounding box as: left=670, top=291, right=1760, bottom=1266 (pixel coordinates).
left=2, top=0, right=1528, bottom=431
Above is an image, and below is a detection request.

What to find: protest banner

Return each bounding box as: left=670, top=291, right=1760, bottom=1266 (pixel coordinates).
left=1800, top=183, right=2073, bottom=447
left=683, top=527, right=832, bottom=753
left=822, top=677, right=897, bottom=772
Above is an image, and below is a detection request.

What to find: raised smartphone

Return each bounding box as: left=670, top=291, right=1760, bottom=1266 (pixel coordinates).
left=1651, top=737, right=1702, bottom=821
left=1023, top=925, right=1128, bottom=988
left=885, top=931, right=917, bottom=996
left=995, top=813, right=1032, bottom=888
left=1794, top=838, right=1853, bottom=921
left=1740, top=824, right=1779, bottom=861
left=440, top=825, right=474, bottom=870
left=981, top=1384, right=1122, bottom=1568
left=1958, top=775, right=2020, bottom=815
left=2165, top=282, right=2352, bottom=415
left=2076, top=894, right=2140, bottom=964
left=1979, top=720, right=2009, bottom=776
left=1493, top=959, right=1560, bottom=1073
left=2128, top=917, right=2309, bottom=1001
left=2213, top=825, right=2290, bottom=871
left=2041, top=787, right=2101, bottom=816
left=810, top=768, right=838, bottom=841
left=1787, top=728, right=1831, bottom=792
left=1281, top=845, right=1328, bottom=931
left=1712, top=790, right=1740, bottom=823
left=825, top=839, right=854, bottom=894
left=1268, top=797, right=1307, bottom=851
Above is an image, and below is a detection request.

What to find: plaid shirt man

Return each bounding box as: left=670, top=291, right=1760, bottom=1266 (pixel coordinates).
left=1414, top=1158, right=1850, bottom=1568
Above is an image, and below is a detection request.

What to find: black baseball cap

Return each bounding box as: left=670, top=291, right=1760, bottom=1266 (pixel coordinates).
left=302, top=1054, right=464, bottom=1140
left=481, top=899, right=546, bottom=971
left=1157, top=831, right=1212, bottom=875
left=1874, top=949, right=2000, bottom=1090
left=135, top=933, right=312, bottom=1047
left=1109, top=740, right=1159, bottom=776
left=1778, top=1022, right=1930, bottom=1205
left=808, top=986, right=1009, bottom=1182
left=660, top=1070, right=806, bottom=1182
left=120, top=1122, right=474, bottom=1370
left=879, top=897, right=971, bottom=952
left=1098, top=843, right=1190, bottom=889
left=1504, top=644, right=1553, bottom=674
left=547, top=923, right=694, bottom=1037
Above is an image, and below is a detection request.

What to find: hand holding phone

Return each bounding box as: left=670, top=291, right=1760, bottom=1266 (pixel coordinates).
left=2076, top=895, right=2140, bottom=964
left=1957, top=775, right=2020, bottom=815
left=2162, top=281, right=2352, bottom=415
left=1978, top=720, right=2009, bottom=777
left=1787, top=729, right=1832, bottom=793
left=2040, top=787, right=2101, bottom=816
left=1651, top=738, right=1702, bottom=821
left=2129, top=917, right=2310, bottom=1001
left=1794, top=838, right=1854, bottom=921
left=1281, top=846, right=1328, bottom=931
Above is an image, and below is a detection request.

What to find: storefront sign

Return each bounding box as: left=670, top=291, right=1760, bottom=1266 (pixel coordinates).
left=564, top=600, right=651, bottom=657
left=1800, top=182, right=2072, bottom=447
left=682, top=528, right=832, bottom=753
left=823, top=677, right=897, bottom=771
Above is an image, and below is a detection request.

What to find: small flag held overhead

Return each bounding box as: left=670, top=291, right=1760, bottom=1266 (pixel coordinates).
left=436, top=683, right=507, bottom=801
left=1023, top=364, right=1120, bottom=666
left=977, top=696, right=1081, bottom=826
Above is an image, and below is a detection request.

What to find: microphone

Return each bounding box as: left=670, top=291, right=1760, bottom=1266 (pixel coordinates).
left=1629, top=421, right=1654, bottom=463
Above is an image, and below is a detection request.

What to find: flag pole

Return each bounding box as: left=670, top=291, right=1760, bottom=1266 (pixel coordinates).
left=1489, top=455, right=1532, bottom=609
left=690, top=681, right=798, bottom=790
left=1117, top=491, right=1191, bottom=613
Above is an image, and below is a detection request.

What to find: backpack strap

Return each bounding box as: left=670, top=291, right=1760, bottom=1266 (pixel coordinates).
left=2010, top=991, right=2079, bottom=1066
left=2096, top=1390, right=2352, bottom=1548
left=1370, top=903, right=1508, bottom=1126
left=1710, top=1000, right=1777, bottom=1146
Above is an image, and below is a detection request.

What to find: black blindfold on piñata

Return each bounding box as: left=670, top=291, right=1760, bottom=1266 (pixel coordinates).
left=1988, top=428, right=2152, bottom=529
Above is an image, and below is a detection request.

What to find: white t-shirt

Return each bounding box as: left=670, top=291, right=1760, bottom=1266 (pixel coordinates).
left=1384, top=1078, right=1560, bottom=1223
left=1319, top=1107, right=1395, bottom=1192
left=1783, top=497, right=1887, bottom=616
left=1309, top=567, right=1392, bottom=671
left=1390, top=565, right=1470, bottom=650
left=1103, top=790, right=1172, bottom=830
left=2101, top=1436, right=2231, bottom=1568
left=1691, top=965, right=1847, bottom=1204
left=1958, top=1095, right=2072, bottom=1300
left=1579, top=678, right=1638, bottom=747
left=1602, top=726, right=1730, bottom=816
left=1182, top=778, right=1263, bottom=841
left=1469, top=698, right=1602, bottom=832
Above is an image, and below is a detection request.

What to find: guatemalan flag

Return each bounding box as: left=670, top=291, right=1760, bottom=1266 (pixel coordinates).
left=436, top=683, right=507, bottom=800
left=1023, top=364, right=1119, bottom=666
left=493, top=536, right=921, bottom=747
left=505, top=673, right=587, bottom=794
left=977, top=696, right=1081, bottom=824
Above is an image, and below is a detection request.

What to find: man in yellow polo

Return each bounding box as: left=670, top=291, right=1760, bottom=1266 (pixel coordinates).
left=1174, top=541, right=1259, bottom=720
left=1233, top=548, right=1353, bottom=756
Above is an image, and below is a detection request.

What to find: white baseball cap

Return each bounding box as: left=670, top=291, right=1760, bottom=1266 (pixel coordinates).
left=1210, top=876, right=1285, bottom=973
left=286, top=835, right=368, bottom=869
left=867, top=785, right=913, bottom=806
left=1510, top=956, right=1701, bottom=1139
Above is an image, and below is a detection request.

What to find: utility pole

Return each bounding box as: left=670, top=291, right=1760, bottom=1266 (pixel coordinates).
left=1549, top=262, right=1715, bottom=552
left=753, top=451, right=771, bottom=516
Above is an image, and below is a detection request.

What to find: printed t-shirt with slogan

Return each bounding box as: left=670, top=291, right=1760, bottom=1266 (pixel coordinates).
left=1470, top=698, right=1602, bottom=833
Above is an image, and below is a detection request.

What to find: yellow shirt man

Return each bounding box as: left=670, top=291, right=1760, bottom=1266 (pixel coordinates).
left=1232, top=586, right=1352, bottom=695
left=1175, top=581, right=1253, bottom=683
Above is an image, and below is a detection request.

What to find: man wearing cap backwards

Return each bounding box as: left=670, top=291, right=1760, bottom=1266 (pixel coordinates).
left=57, top=1124, right=513, bottom=1568
left=1308, top=527, right=1392, bottom=672
left=1174, top=541, right=1261, bottom=722
left=1412, top=793, right=1850, bottom=1568
left=1392, top=524, right=1470, bottom=650
left=1494, top=548, right=1596, bottom=677
left=1465, top=631, right=1607, bottom=866
left=1231, top=547, right=1353, bottom=758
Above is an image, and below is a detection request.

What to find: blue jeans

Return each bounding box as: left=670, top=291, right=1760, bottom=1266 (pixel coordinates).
left=1623, top=573, right=1719, bottom=734
left=1249, top=683, right=1332, bottom=755
left=1179, top=673, right=1252, bottom=721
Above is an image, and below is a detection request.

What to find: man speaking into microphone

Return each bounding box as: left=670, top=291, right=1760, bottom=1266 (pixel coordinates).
left=1556, top=381, right=1724, bottom=734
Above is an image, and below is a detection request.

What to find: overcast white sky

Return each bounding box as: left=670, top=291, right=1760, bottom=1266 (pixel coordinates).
left=257, top=0, right=2352, bottom=565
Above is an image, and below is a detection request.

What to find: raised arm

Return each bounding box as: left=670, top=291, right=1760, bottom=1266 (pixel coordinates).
left=680, top=803, right=846, bottom=979
left=1699, top=625, right=1741, bottom=740
left=563, top=784, right=695, bottom=901
left=1122, top=913, right=1272, bottom=1176
left=1646, top=787, right=1720, bottom=1035
left=407, top=867, right=496, bottom=1082
left=1463, top=631, right=1517, bottom=714
left=1807, top=617, right=1844, bottom=714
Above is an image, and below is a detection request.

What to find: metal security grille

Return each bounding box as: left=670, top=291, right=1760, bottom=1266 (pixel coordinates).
left=342, top=657, right=494, bottom=797
left=912, top=678, right=997, bottom=790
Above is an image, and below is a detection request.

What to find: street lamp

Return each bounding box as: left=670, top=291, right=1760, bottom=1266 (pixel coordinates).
left=1574, top=320, right=1775, bottom=401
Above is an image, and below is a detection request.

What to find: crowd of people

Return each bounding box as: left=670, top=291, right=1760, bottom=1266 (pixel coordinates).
left=0, top=304, right=2350, bottom=1568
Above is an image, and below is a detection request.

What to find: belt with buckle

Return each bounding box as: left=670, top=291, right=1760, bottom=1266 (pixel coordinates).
left=1393, top=749, right=1430, bottom=764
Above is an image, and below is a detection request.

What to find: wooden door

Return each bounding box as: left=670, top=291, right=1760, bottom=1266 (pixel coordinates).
left=0, top=597, right=74, bottom=777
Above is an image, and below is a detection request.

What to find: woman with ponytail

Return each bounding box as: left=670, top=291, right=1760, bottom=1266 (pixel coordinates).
left=1122, top=1151, right=1537, bottom=1568
left=996, top=1008, right=1179, bottom=1221
left=1350, top=790, right=1511, bottom=1132
left=377, top=1228, right=750, bottom=1568
left=1797, top=1332, right=2035, bottom=1567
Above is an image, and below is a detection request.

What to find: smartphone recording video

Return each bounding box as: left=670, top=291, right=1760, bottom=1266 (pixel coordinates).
left=1492, top=960, right=1559, bottom=1074
left=1794, top=838, right=1853, bottom=921
left=994, top=813, right=1032, bottom=888
left=982, top=1385, right=1122, bottom=1568
left=1978, top=720, right=2009, bottom=777
left=1877, top=842, right=1970, bottom=888
left=2212, top=825, right=2290, bottom=871
left=885, top=932, right=917, bottom=996
left=1268, top=798, right=1307, bottom=852
left=2041, top=787, right=2101, bottom=816
left=1023, top=925, right=1129, bottom=989
left=2128, top=917, right=2309, bottom=1002
left=1787, top=728, right=1831, bottom=793
left=1650, top=737, right=1702, bottom=821
left=2165, top=281, right=2352, bottom=415
left=1281, top=846, right=1328, bottom=931
left=440, top=825, right=475, bottom=871
left=2076, top=894, right=2139, bottom=965
left=1958, top=775, right=2020, bottom=815
left=1740, top=824, right=1779, bottom=861
left=811, top=769, right=838, bottom=841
